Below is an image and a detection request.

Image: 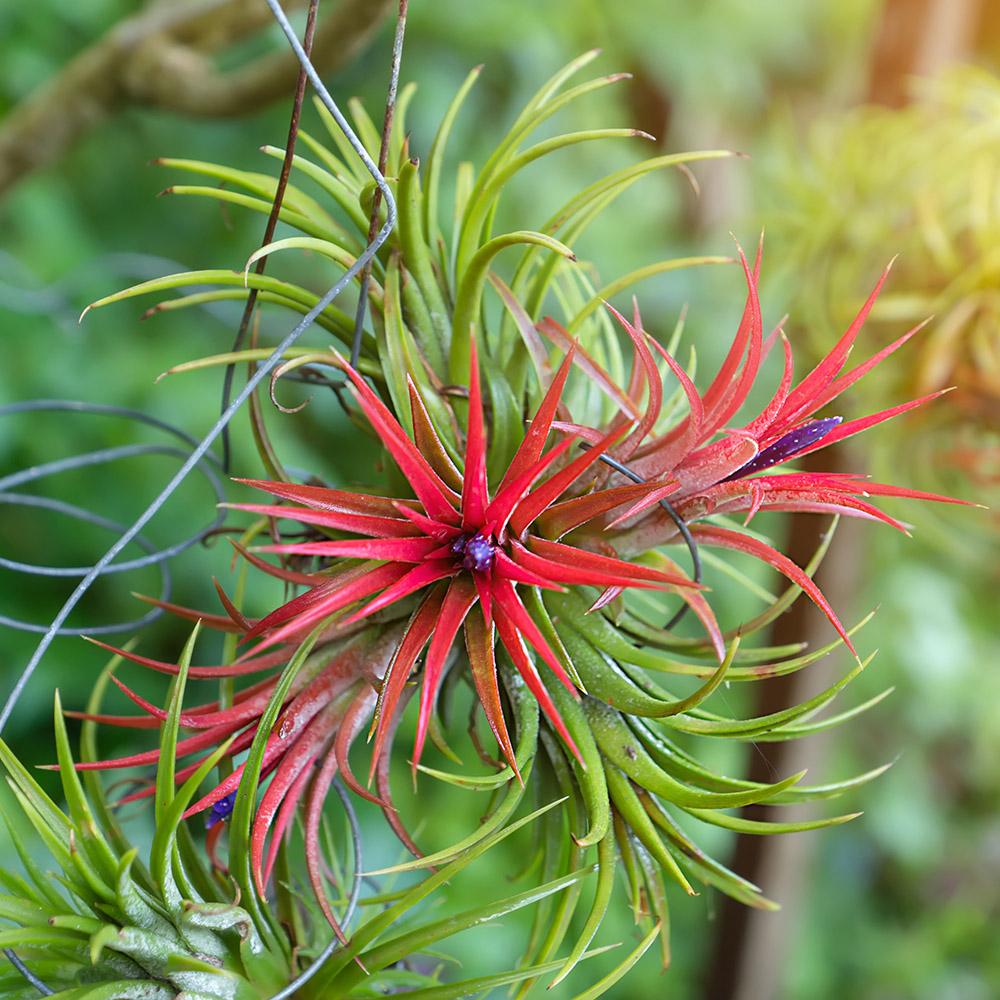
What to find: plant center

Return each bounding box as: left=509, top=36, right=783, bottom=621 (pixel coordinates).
left=450, top=532, right=496, bottom=573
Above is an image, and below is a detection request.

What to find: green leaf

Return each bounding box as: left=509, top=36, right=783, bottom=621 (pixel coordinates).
left=355, top=867, right=594, bottom=979
left=161, top=184, right=349, bottom=244
left=549, top=827, right=617, bottom=988
left=451, top=229, right=575, bottom=382
left=570, top=920, right=661, bottom=1000
left=566, top=256, right=732, bottom=332
left=376, top=945, right=618, bottom=999
left=424, top=65, right=482, bottom=261
left=309, top=796, right=570, bottom=990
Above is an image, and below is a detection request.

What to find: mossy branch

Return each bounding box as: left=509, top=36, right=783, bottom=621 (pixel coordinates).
left=0, top=0, right=392, bottom=195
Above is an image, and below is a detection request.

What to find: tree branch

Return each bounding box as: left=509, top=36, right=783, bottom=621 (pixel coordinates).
left=0, top=0, right=392, bottom=195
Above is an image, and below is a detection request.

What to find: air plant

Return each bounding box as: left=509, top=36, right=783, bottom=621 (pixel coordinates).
left=0, top=53, right=967, bottom=997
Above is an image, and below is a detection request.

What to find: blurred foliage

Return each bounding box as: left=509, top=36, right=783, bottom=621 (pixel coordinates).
left=758, top=54, right=1000, bottom=1000
left=761, top=66, right=1000, bottom=562
left=1, top=1, right=997, bottom=998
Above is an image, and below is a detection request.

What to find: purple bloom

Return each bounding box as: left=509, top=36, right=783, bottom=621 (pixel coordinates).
left=459, top=533, right=496, bottom=573
left=206, top=791, right=237, bottom=829
left=723, top=417, right=844, bottom=481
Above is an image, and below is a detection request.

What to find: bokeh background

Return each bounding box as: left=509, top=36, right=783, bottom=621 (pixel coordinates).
left=1, top=2, right=998, bottom=997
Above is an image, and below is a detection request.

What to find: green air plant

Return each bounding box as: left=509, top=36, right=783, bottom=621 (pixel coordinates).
left=0, top=55, right=966, bottom=996
left=761, top=65, right=1000, bottom=559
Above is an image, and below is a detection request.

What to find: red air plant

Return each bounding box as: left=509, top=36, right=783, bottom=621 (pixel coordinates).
left=70, top=246, right=966, bottom=917
left=67, top=338, right=701, bottom=912
left=229, top=336, right=703, bottom=776
left=549, top=249, right=968, bottom=651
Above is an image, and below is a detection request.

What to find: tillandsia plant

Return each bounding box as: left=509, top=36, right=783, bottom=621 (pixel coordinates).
left=0, top=54, right=968, bottom=997
left=761, top=65, right=999, bottom=558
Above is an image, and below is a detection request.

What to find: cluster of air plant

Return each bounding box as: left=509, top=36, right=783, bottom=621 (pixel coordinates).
left=0, top=54, right=966, bottom=997
left=762, top=65, right=999, bottom=558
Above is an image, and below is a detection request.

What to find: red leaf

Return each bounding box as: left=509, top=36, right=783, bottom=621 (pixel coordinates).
left=604, top=482, right=682, bottom=529
left=498, top=344, right=577, bottom=492
left=794, top=389, right=951, bottom=458
left=226, top=502, right=421, bottom=539
left=228, top=538, right=318, bottom=586
left=412, top=577, right=478, bottom=771
left=536, top=482, right=675, bottom=539
left=691, top=523, right=855, bottom=654
left=213, top=578, right=253, bottom=631
left=493, top=604, right=581, bottom=763
left=81, top=636, right=286, bottom=679
left=509, top=424, right=630, bottom=536
left=489, top=577, right=576, bottom=694
left=700, top=238, right=763, bottom=422
left=486, top=436, right=577, bottom=539
left=776, top=261, right=893, bottom=423
left=334, top=686, right=383, bottom=806
left=130, top=593, right=242, bottom=633
left=783, top=318, right=929, bottom=429
left=303, top=749, right=349, bottom=942
left=369, top=588, right=445, bottom=780
left=341, top=559, right=457, bottom=626
left=244, top=562, right=409, bottom=654
left=260, top=754, right=316, bottom=888
left=342, top=367, right=461, bottom=524
left=408, top=376, right=464, bottom=492
left=256, top=536, right=440, bottom=563
left=519, top=537, right=697, bottom=590
left=538, top=317, right=643, bottom=420
left=703, top=246, right=764, bottom=436
left=252, top=704, right=339, bottom=895
left=491, top=549, right=566, bottom=590
left=464, top=608, right=519, bottom=779
left=392, top=500, right=460, bottom=539
left=603, top=302, right=662, bottom=458
left=461, top=337, right=490, bottom=530
left=236, top=478, right=411, bottom=519
left=743, top=331, right=794, bottom=438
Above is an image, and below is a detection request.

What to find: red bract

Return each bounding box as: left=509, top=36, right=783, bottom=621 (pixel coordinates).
left=230, top=337, right=701, bottom=778
left=560, top=247, right=969, bottom=654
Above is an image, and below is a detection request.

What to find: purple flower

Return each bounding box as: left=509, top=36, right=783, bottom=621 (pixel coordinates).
left=722, top=417, right=844, bottom=481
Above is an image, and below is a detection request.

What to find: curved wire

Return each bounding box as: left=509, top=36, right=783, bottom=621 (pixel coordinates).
left=594, top=451, right=701, bottom=629
left=0, top=494, right=171, bottom=635
left=3, top=0, right=402, bottom=994
left=269, top=778, right=364, bottom=1000
left=2, top=948, right=53, bottom=996
left=0, top=400, right=225, bottom=632
left=0, top=0, right=396, bottom=737
left=0, top=444, right=225, bottom=576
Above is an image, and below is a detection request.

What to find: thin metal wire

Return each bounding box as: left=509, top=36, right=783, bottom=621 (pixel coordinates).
left=2, top=0, right=401, bottom=993
left=0, top=0, right=396, bottom=737
left=595, top=451, right=701, bottom=630
left=0, top=444, right=225, bottom=574
left=2, top=948, right=53, bottom=996
left=0, top=494, right=171, bottom=635
left=219, top=0, right=320, bottom=472
left=351, top=0, right=409, bottom=367
left=269, top=778, right=364, bottom=1000
left=0, top=401, right=225, bottom=632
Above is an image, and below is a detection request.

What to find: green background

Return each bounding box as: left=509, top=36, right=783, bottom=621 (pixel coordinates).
left=1, top=2, right=997, bottom=997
